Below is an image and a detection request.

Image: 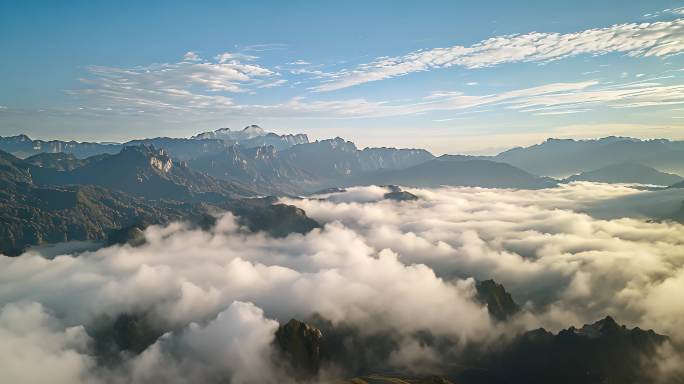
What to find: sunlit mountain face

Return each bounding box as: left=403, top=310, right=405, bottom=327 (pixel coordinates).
left=2, top=2, right=684, bottom=383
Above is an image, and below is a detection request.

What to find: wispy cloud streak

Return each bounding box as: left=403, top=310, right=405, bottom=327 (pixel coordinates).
left=312, top=19, right=684, bottom=91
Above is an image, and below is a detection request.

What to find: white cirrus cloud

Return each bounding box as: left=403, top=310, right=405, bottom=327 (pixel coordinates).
left=69, top=52, right=283, bottom=116
left=262, top=78, right=684, bottom=119
left=312, top=18, right=684, bottom=91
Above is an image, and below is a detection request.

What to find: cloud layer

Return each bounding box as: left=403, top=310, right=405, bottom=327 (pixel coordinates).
left=1, top=183, right=684, bottom=382
left=286, top=183, right=684, bottom=336
left=70, top=52, right=282, bottom=116
left=313, top=18, right=684, bottom=91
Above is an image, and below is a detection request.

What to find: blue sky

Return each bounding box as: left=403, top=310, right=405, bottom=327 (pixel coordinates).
left=2, top=0, right=684, bottom=153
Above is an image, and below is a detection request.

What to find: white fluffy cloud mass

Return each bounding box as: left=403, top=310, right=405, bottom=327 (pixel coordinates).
left=291, top=184, right=684, bottom=334
left=1, top=182, right=683, bottom=382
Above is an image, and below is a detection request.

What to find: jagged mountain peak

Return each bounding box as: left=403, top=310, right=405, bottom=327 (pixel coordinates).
left=475, top=279, right=520, bottom=321
left=274, top=318, right=326, bottom=378
left=280, top=318, right=324, bottom=339
left=195, top=125, right=266, bottom=139
left=574, top=315, right=622, bottom=338
left=6, top=134, right=32, bottom=142
left=190, top=125, right=309, bottom=150
left=241, top=124, right=265, bottom=136
left=317, top=137, right=357, bottom=151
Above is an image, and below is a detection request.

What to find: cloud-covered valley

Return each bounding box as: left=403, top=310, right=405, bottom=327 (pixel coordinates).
left=1, top=182, right=684, bottom=383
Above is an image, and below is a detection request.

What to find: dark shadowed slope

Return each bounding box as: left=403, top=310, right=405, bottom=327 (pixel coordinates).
left=0, top=149, right=320, bottom=255
left=31, top=145, right=255, bottom=201
left=462, top=316, right=668, bottom=384
left=475, top=279, right=520, bottom=321
left=271, top=314, right=668, bottom=384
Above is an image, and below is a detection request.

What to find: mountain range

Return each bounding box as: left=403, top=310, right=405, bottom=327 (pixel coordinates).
left=564, top=162, right=684, bottom=186
left=2, top=127, right=684, bottom=253
left=0, top=126, right=556, bottom=194
left=492, top=136, right=684, bottom=177
left=0, top=146, right=318, bottom=255
left=1, top=127, right=683, bottom=383
left=345, top=155, right=557, bottom=189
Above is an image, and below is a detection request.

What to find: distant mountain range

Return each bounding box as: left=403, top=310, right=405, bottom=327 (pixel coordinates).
left=346, top=155, right=557, bottom=189
left=192, top=125, right=309, bottom=150
left=0, top=125, right=309, bottom=160
left=6, top=132, right=684, bottom=191
left=2, top=128, right=683, bottom=383
left=3, top=127, right=684, bottom=253
left=564, top=162, right=684, bottom=186
left=0, top=134, right=122, bottom=158
left=492, top=136, right=684, bottom=177
left=0, top=128, right=439, bottom=194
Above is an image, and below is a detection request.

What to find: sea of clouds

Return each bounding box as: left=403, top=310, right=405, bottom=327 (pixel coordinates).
left=1, top=182, right=683, bottom=383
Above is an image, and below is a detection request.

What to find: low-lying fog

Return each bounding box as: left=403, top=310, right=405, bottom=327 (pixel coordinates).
left=1, top=182, right=683, bottom=383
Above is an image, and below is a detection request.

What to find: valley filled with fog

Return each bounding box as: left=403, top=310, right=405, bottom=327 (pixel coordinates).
left=4, top=2, right=684, bottom=382
left=2, top=182, right=683, bottom=383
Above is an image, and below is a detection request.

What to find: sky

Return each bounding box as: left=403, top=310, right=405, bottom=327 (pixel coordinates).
left=2, top=0, right=684, bottom=154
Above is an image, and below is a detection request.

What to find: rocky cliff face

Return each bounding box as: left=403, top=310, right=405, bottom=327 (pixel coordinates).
left=189, top=145, right=318, bottom=195
left=148, top=148, right=173, bottom=173
left=274, top=319, right=326, bottom=379
left=191, top=125, right=310, bottom=150
left=475, top=279, right=520, bottom=321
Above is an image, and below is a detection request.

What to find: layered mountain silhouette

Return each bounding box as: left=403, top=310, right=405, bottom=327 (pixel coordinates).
left=4, top=129, right=684, bottom=254
left=0, top=148, right=320, bottom=255
left=5, top=133, right=684, bottom=188
left=188, top=145, right=318, bottom=195
left=0, top=125, right=309, bottom=160
left=0, top=134, right=121, bottom=158
left=187, top=137, right=435, bottom=194
left=192, top=125, right=309, bottom=150
left=493, top=136, right=684, bottom=177
left=346, top=156, right=556, bottom=189
left=29, top=145, right=254, bottom=201
left=564, top=162, right=684, bottom=185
